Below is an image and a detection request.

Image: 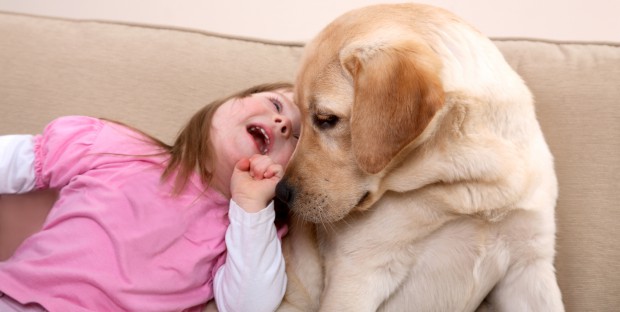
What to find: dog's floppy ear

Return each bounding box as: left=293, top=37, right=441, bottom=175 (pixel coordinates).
left=342, top=40, right=444, bottom=174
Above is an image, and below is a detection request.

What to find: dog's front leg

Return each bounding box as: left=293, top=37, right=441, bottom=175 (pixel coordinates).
left=316, top=230, right=415, bottom=312
left=277, top=217, right=323, bottom=312
left=485, top=258, right=564, bottom=312
left=318, top=257, right=406, bottom=312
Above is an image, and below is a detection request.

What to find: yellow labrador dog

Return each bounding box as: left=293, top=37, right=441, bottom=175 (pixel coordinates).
left=275, top=3, right=564, bottom=312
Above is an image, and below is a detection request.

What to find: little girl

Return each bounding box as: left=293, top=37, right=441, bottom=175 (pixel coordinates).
left=0, top=82, right=300, bottom=312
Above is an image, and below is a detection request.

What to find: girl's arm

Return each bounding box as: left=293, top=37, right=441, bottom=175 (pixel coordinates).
left=213, top=199, right=286, bottom=312
left=1, top=117, right=103, bottom=193
left=0, top=135, right=36, bottom=194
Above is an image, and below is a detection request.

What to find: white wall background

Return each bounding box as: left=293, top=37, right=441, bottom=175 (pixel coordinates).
left=0, top=0, right=618, bottom=43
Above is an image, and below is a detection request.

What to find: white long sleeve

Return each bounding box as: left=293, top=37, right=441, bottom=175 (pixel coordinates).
left=213, top=199, right=287, bottom=312
left=0, top=135, right=36, bottom=194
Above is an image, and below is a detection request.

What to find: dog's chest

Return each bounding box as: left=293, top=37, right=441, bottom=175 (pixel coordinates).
left=319, top=214, right=509, bottom=311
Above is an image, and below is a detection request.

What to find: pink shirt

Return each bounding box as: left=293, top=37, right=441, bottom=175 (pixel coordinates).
left=0, top=117, right=284, bottom=311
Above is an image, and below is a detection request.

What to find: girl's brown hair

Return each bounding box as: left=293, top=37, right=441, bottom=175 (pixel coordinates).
left=154, top=82, right=294, bottom=194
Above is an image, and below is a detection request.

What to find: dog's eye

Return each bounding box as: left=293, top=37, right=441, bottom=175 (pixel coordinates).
left=313, top=114, right=339, bottom=129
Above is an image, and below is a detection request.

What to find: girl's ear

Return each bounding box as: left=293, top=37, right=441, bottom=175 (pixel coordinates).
left=342, top=40, right=445, bottom=174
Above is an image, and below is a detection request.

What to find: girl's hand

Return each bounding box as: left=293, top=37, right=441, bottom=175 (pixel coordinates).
left=230, top=154, right=284, bottom=213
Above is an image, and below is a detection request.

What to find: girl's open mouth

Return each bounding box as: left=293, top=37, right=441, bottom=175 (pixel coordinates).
left=247, top=125, right=271, bottom=154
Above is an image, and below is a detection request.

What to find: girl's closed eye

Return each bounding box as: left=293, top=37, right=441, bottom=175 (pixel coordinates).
left=268, top=96, right=282, bottom=112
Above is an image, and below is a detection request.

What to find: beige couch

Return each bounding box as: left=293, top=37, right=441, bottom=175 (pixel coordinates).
left=1, top=11, right=618, bottom=311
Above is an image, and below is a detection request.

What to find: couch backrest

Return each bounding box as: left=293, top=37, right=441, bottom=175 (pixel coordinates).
left=0, top=12, right=304, bottom=143
left=1, top=12, right=619, bottom=311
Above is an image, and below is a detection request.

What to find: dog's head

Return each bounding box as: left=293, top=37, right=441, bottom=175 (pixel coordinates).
left=276, top=4, right=494, bottom=223
left=276, top=4, right=531, bottom=222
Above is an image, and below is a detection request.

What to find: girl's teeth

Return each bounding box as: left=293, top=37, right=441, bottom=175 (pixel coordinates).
left=260, top=128, right=270, bottom=145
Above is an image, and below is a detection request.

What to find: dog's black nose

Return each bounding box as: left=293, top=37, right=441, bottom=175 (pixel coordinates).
left=276, top=177, right=294, bottom=205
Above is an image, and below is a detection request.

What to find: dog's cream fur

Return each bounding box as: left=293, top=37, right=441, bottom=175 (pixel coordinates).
left=275, top=3, right=564, bottom=311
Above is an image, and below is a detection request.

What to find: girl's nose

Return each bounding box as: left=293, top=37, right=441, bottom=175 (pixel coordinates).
left=274, top=115, right=292, bottom=138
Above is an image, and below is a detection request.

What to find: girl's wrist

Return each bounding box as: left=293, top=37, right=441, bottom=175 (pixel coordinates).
left=232, top=196, right=268, bottom=213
